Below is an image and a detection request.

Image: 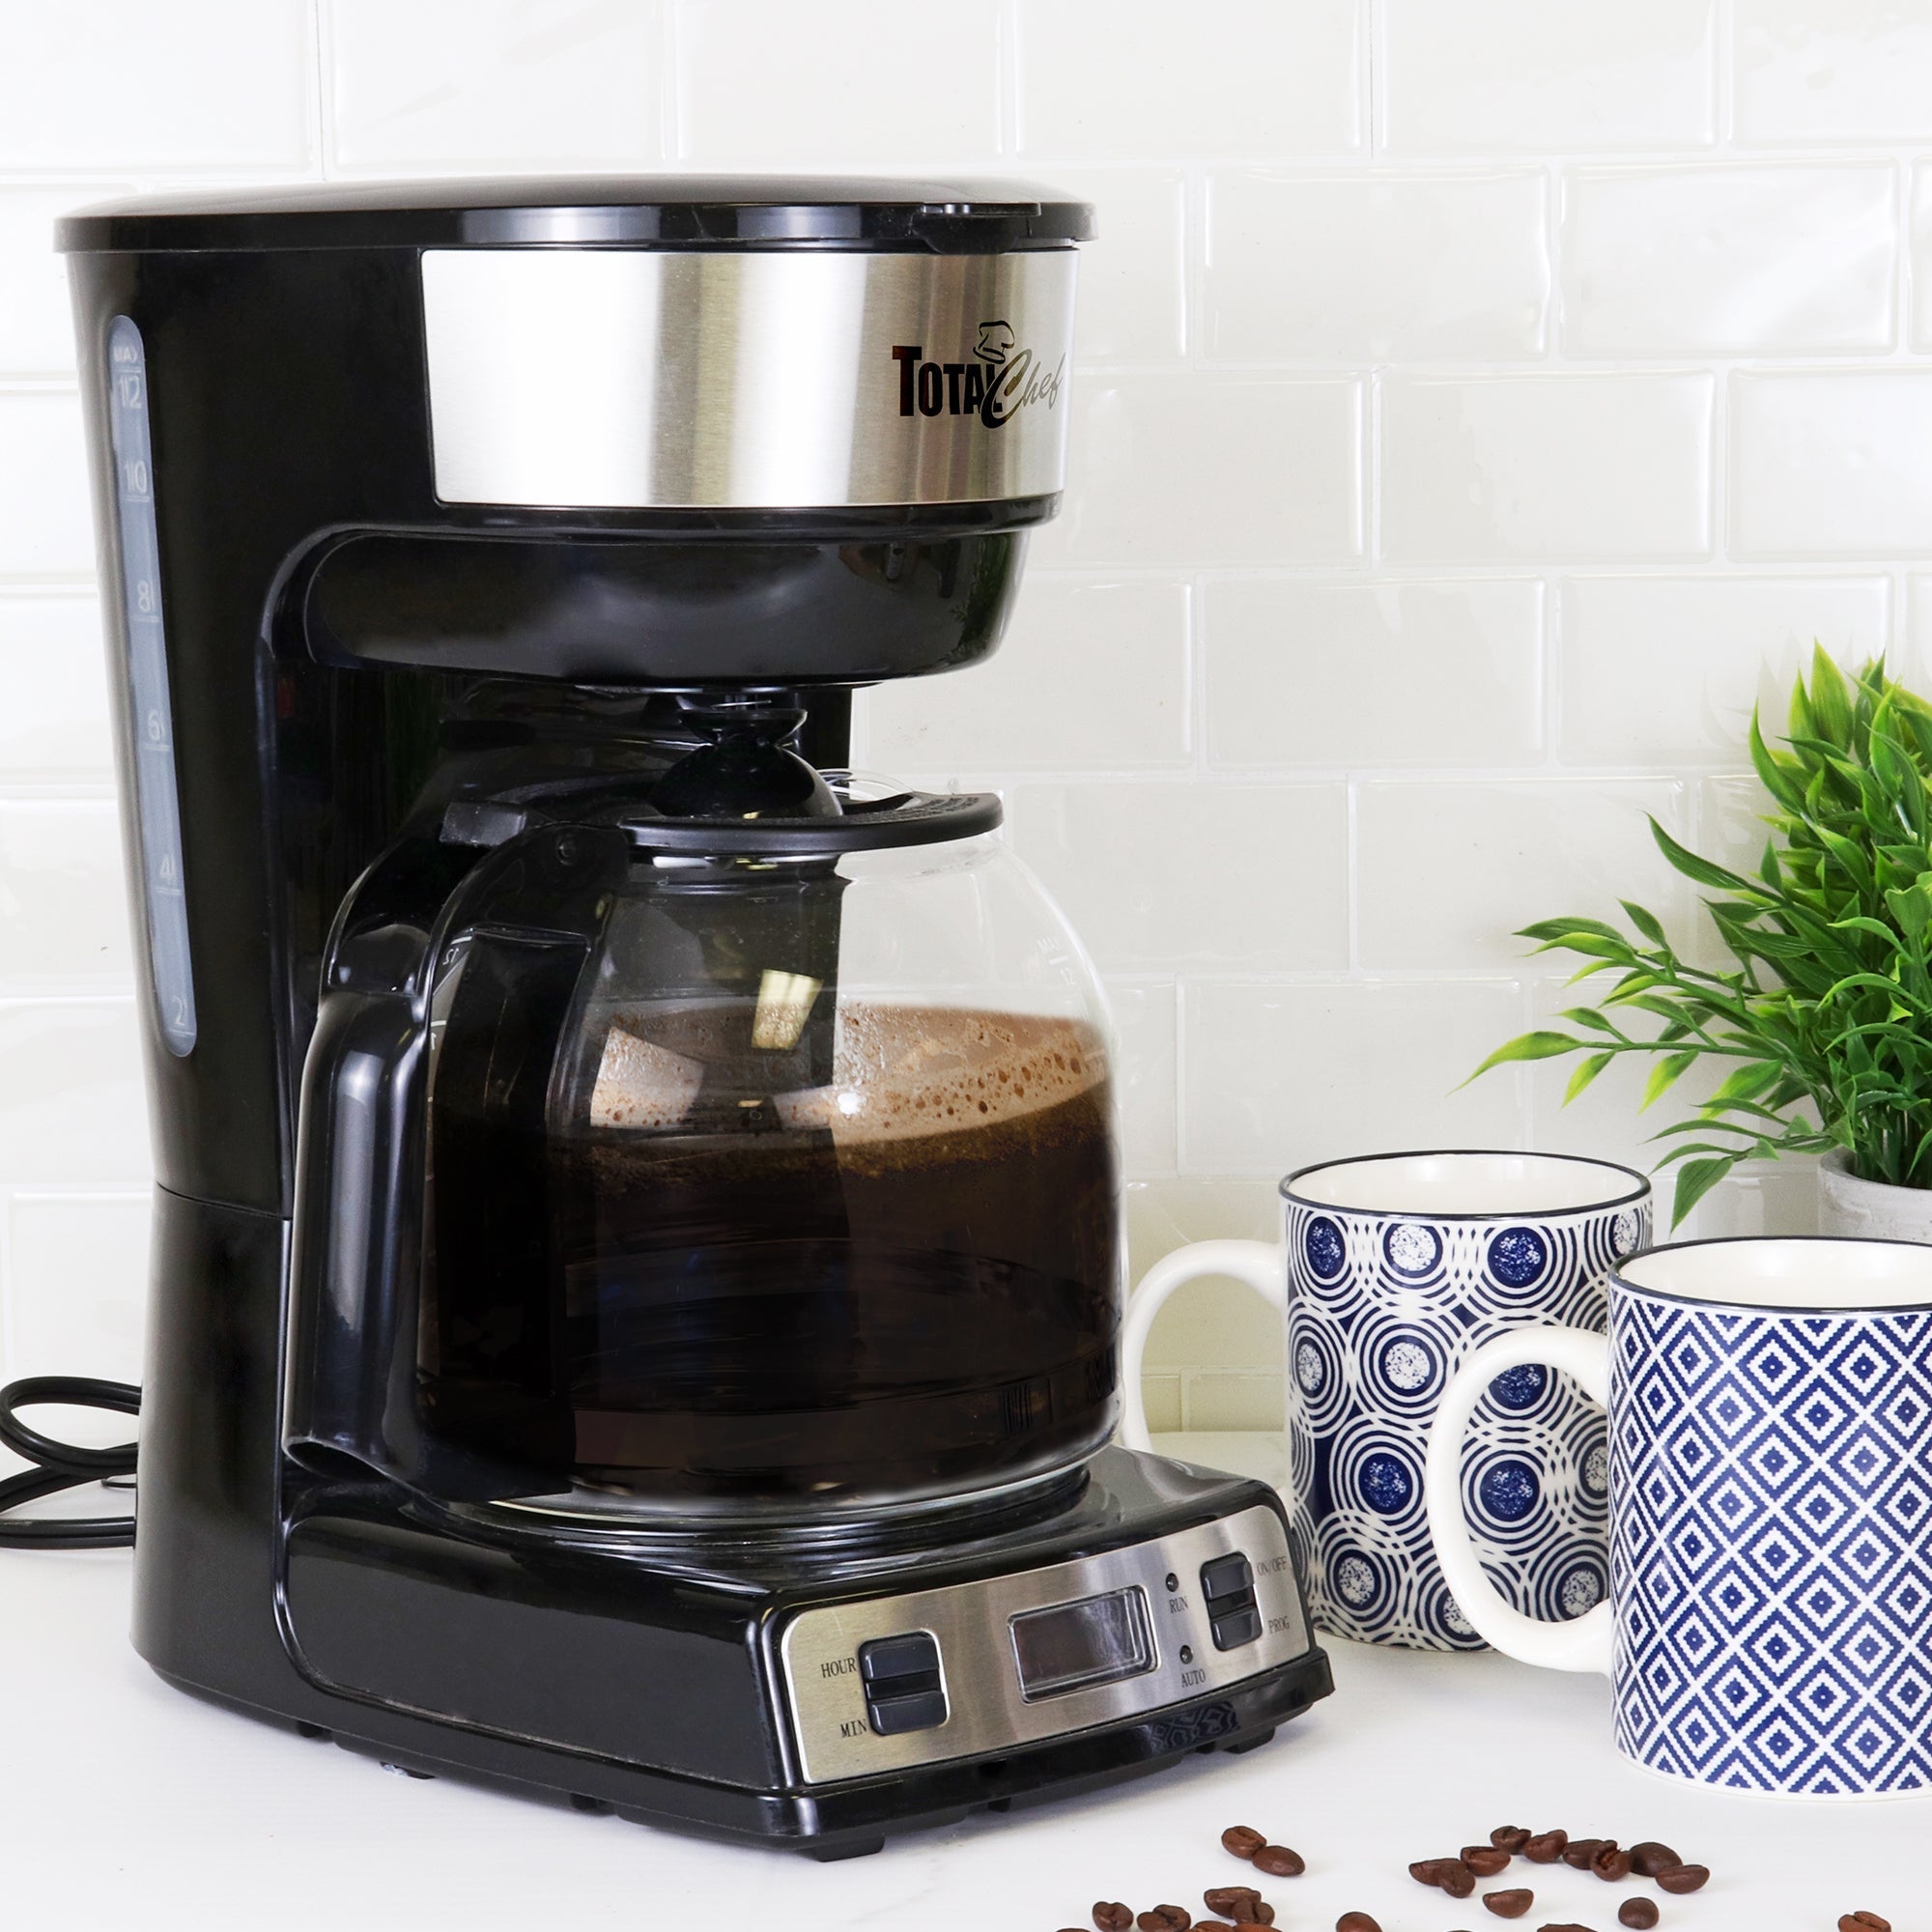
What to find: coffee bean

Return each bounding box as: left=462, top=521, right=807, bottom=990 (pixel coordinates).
left=1440, top=1861, right=1477, bottom=1899
left=1620, top=1902, right=1660, bottom=1930
left=1334, top=1916, right=1380, bottom=1932
left=1230, top=1909, right=1273, bottom=1927
left=1492, top=1826, right=1533, bottom=1854
left=1536, top=1923, right=1594, bottom=1932
left=1221, top=1825, right=1266, bottom=1861
left=1463, top=1846, right=1513, bottom=1877
left=1561, top=1837, right=1606, bottom=1869
left=1593, top=1845, right=1634, bottom=1883
left=1137, top=1909, right=1190, bottom=1932
left=1203, top=1889, right=1260, bottom=1914
left=1410, top=1860, right=1445, bottom=1888
left=1482, top=1889, right=1534, bottom=1918
left=1627, top=1842, right=1679, bottom=1878
left=1251, top=1845, right=1303, bottom=1879
left=1655, top=1866, right=1708, bottom=1895
left=1523, top=1831, right=1569, bottom=1863
left=1838, top=1916, right=1890, bottom=1932
left=1095, top=1905, right=1133, bottom=1932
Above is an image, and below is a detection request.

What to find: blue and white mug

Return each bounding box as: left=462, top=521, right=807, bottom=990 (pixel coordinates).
left=1427, top=1236, right=1932, bottom=1797
left=1122, top=1151, right=1650, bottom=1651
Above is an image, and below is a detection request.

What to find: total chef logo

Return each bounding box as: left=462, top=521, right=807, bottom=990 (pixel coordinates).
left=891, top=320, right=1065, bottom=428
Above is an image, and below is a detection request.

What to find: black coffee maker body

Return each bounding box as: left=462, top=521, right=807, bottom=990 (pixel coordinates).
left=60, top=181, right=1329, bottom=1856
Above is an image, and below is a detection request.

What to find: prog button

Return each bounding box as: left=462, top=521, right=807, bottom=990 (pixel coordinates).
left=858, top=1632, right=949, bottom=1737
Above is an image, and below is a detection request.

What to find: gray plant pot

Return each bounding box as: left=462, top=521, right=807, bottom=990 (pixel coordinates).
left=1816, top=1148, right=1932, bottom=1244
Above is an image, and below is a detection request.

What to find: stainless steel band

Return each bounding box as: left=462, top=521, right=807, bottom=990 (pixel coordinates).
left=421, top=247, right=1078, bottom=509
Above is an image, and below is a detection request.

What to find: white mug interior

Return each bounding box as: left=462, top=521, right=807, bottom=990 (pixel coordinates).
left=1287, top=1150, right=1646, bottom=1217
left=1619, top=1236, right=1932, bottom=1312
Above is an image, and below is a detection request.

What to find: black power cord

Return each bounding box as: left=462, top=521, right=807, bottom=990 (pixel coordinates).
left=0, top=1377, right=139, bottom=1549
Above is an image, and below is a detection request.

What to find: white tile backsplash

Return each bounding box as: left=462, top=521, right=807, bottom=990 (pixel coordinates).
left=1353, top=778, right=1690, bottom=969
left=1014, top=0, right=1364, bottom=160
left=676, top=0, right=1000, bottom=163
left=0, top=392, right=98, bottom=581
left=1732, top=371, right=1932, bottom=558
left=1206, top=170, right=1549, bottom=362
left=1005, top=781, right=1350, bottom=973
left=1040, top=374, right=1364, bottom=567
left=1558, top=576, right=1893, bottom=765
left=1203, top=577, right=1546, bottom=770
left=0, top=3, right=314, bottom=171
left=1379, top=374, right=1716, bottom=563
left=0, top=0, right=1921, bottom=1408
left=1381, top=0, right=1718, bottom=154
left=1561, top=165, right=1897, bottom=357
left=1734, top=0, right=1932, bottom=144
left=326, top=0, right=663, bottom=171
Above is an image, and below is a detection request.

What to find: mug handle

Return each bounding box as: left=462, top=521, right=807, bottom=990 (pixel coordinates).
left=1422, top=1326, right=1616, bottom=1674
left=1119, top=1240, right=1285, bottom=1451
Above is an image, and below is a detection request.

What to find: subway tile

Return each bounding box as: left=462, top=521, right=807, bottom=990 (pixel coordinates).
left=0, top=802, right=130, bottom=991
left=0, top=3, right=312, bottom=170
left=1731, top=371, right=1932, bottom=559
left=1185, top=1372, right=1284, bottom=1432
left=0, top=597, right=113, bottom=778
left=675, top=0, right=999, bottom=163
left=1906, top=573, right=1932, bottom=658
left=0, top=392, right=95, bottom=581
left=1106, top=979, right=1178, bottom=1175
left=1039, top=169, right=1185, bottom=362
left=0, top=1002, right=149, bottom=1184
left=4, top=1190, right=148, bottom=1386
left=1125, top=1175, right=1285, bottom=1371
left=0, top=187, right=133, bottom=377
left=1735, top=0, right=1932, bottom=144
left=1379, top=374, right=1714, bottom=564
left=1562, top=165, right=1895, bottom=357
left=1206, top=170, right=1548, bottom=361
left=1015, top=0, right=1363, bottom=159
left=856, top=579, right=1190, bottom=774
left=1382, top=0, right=1717, bottom=153
left=1005, top=781, right=1350, bottom=974
left=1695, top=1160, right=1818, bottom=1239
left=1138, top=1372, right=1183, bottom=1434
left=327, top=0, right=662, bottom=170
left=1558, top=576, right=1892, bottom=764
left=1180, top=979, right=1527, bottom=1176
left=1038, top=374, right=1363, bottom=568
left=1204, top=578, right=1544, bottom=770
left=1354, top=778, right=1691, bottom=970
left=1905, top=166, right=1932, bottom=354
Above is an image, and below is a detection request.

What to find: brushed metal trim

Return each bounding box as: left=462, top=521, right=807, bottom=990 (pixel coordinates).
left=421, top=248, right=1076, bottom=508
left=777, top=1504, right=1307, bottom=1783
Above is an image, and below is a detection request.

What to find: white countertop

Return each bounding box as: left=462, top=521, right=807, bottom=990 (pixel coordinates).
left=0, top=1435, right=1916, bottom=1931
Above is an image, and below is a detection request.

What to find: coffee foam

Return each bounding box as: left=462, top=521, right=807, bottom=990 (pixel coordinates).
left=586, top=1002, right=1106, bottom=1146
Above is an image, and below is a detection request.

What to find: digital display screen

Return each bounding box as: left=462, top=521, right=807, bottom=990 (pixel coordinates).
left=1009, top=1587, right=1154, bottom=1700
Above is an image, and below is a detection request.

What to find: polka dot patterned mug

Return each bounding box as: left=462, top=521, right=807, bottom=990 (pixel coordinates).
left=1121, top=1151, right=1650, bottom=1651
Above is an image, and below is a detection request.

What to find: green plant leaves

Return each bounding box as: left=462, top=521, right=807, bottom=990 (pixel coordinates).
left=1471, top=652, right=1932, bottom=1221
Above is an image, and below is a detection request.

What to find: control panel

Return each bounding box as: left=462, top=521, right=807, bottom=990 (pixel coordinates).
left=778, top=1504, right=1306, bottom=1784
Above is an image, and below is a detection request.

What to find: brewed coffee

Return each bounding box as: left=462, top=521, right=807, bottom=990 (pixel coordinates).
left=553, top=1003, right=1119, bottom=1511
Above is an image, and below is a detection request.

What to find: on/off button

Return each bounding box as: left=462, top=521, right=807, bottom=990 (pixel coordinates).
left=858, top=1632, right=949, bottom=1737
left=1200, top=1552, right=1262, bottom=1651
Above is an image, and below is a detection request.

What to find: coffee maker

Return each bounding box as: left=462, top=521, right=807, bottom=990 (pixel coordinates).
left=56, top=178, right=1330, bottom=1856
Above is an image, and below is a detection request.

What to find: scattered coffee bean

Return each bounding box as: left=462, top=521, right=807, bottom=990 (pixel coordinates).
left=1537, top=1923, right=1593, bottom=1932
left=1838, top=1916, right=1890, bottom=1932
left=1250, top=1845, right=1303, bottom=1879
left=1561, top=1837, right=1606, bottom=1869
left=1235, top=1909, right=1274, bottom=1927
left=1221, top=1826, right=1265, bottom=1861
left=1095, top=1906, right=1133, bottom=1932
left=1523, top=1831, right=1569, bottom=1863
left=1137, top=1911, right=1190, bottom=1932
left=1440, top=1861, right=1477, bottom=1899
left=1619, top=1902, right=1660, bottom=1930
left=1593, top=1844, right=1634, bottom=1883
left=1334, top=1916, right=1381, bottom=1932
left=1411, top=1860, right=1446, bottom=1887
left=1463, top=1845, right=1514, bottom=1877
left=1655, top=1866, right=1709, bottom=1895
left=1483, top=1889, right=1534, bottom=1918
left=1627, top=1842, right=1680, bottom=1878
left=1203, top=1889, right=1259, bottom=1914
left=1492, top=1826, right=1533, bottom=1854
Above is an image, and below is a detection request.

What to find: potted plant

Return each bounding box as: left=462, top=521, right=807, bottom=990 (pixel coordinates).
left=1475, top=650, right=1932, bottom=1237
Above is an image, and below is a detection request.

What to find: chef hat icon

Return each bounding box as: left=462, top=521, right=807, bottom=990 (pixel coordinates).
left=975, top=319, right=1014, bottom=365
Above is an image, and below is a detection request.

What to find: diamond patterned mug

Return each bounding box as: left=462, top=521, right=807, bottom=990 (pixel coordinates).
left=1426, top=1236, right=1932, bottom=1797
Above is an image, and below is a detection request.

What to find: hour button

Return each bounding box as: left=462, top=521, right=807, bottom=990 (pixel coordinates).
left=858, top=1632, right=948, bottom=1737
